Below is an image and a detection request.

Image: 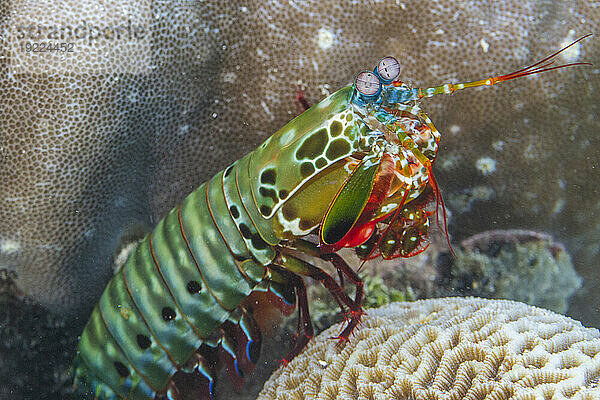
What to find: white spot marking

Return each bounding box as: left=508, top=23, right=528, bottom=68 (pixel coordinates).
left=0, top=238, right=20, bottom=254
left=178, top=124, right=189, bottom=135
left=438, top=153, right=461, bottom=170
left=492, top=140, right=505, bottom=151
left=222, top=71, right=237, bottom=83
left=317, top=28, right=335, bottom=50
left=318, top=95, right=332, bottom=109
left=318, top=83, right=331, bottom=97
left=277, top=213, right=314, bottom=236
left=476, top=157, right=497, bottom=175
left=449, top=125, right=460, bottom=134
left=479, top=38, right=489, bottom=53
left=552, top=198, right=566, bottom=214
left=380, top=203, right=398, bottom=214
left=115, top=241, right=140, bottom=272
left=428, top=40, right=445, bottom=47
left=256, top=47, right=270, bottom=59
left=279, top=127, right=296, bottom=146
left=560, top=30, right=581, bottom=63
left=261, top=101, right=273, bottom=119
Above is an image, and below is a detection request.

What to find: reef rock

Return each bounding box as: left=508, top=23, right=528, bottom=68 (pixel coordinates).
left=446, top=230, right=582, bottom=314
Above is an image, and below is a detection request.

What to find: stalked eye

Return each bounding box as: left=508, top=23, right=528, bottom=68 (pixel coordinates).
left=376, top=56, right=400, bottom=83
left=355, top=71, right=381, bottom=97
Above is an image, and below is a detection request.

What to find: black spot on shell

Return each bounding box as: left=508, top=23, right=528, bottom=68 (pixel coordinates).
left=282, top=206, right=297, bottom=221
left=299, top=220, right=313, bottom=231
left=161, top=307, right=176, bottom=321
left=136, top=334, right=152, bottom=350
left=114, top=361, right=129, bottom=377
left=259, top=187, right=278, bottom=203
left=279, top=189, right=289, bottom=200
left=229, top=205, right=240, bottom=219
left=260, top=169, right=276, bottom=185
left=330, top=120, right=343, bottom=137
left=239, top=223, right=252, bottom=239
left=296, top=128, right=328, bottom=160
left=326, top=139, right=351, bottom=161
left=315, top=157, right=327, bottom=169
left=186, top=280, right=202, bottom=294
left=260, top=205, right=272, bottom=216
left=300, top=162, right=315, bottom=178
left=251, top=234, right=268, bottom=250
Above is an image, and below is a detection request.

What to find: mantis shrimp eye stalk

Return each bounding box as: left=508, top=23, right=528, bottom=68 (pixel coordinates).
left=355, top=70, right=382, bottom=99
left=375, top=56, right=401, bottom=83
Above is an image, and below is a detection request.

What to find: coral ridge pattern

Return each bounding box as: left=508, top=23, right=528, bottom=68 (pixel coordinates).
left=258, top=297, right=600, bottom=400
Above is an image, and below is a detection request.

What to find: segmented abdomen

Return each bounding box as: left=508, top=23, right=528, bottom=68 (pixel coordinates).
left=73, top=153, right=277, bottom=399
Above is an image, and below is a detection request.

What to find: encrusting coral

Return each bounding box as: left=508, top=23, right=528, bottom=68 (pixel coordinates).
left=447, top=230, right=582, bottom=314
left=258, top=297, right=600, bottom=400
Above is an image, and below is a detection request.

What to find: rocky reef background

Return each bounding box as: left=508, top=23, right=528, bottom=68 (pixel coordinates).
left=0, top=1, right=598, bottom=399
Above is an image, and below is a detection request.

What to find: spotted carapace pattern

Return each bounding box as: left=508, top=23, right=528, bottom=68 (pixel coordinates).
left=72, top=36, right=591, bottom=399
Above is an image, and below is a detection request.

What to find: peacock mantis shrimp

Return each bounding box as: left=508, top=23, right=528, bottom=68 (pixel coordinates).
left=72, top=34, right=591, bottom=399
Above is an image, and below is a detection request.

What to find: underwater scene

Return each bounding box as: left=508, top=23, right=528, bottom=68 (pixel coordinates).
left=0, top=1, right=598, bottom=399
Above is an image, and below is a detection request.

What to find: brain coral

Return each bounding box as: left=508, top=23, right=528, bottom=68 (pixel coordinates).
left=1, top=1, right=598, bottom=322
left=258, top=297, right=600, bottom=400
